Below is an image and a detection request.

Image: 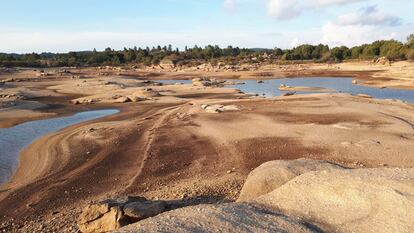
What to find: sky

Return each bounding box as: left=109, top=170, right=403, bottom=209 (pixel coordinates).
left=0, top=0, right=413, bottom=53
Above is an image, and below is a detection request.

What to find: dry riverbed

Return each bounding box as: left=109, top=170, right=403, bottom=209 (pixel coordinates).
left=0, top=63, right=413, bottom=232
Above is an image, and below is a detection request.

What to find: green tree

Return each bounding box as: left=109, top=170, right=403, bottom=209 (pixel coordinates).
left=407, top=34, right=414, bottom=48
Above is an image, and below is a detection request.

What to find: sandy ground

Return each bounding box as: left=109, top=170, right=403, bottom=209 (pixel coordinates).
left=0, top=62, right=413, bottom=232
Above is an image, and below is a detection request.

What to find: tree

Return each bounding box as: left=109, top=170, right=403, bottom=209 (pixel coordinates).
left=406, top=34, right=414, bottom=47
left=406, top=49, right=414, bottom=61
left=312, top=44, right=329, bottom=60
left=331, top=46, right=350, bottom=61
left=379, top=40, right=404, bottom=60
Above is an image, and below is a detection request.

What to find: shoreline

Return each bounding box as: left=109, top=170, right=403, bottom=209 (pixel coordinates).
left=0, top=108, right=120, bottom=186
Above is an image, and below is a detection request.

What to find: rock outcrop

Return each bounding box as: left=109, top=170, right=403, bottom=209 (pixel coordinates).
left=79, top=160, right=414, bottom=233
left=200, top=104, right=240, bottom=113
left=113, top=203, right=321, bottom=233
left=130, top=88, right=160, bottom=99
left=356, top=93, right=373, bottom=99
left=192, top=78, right=224, bottom=87
left=77, top=197, right=167, bottom=233
left=237, top=159, right=343, bottom=202
left=251, top=165, right=414, bottom=233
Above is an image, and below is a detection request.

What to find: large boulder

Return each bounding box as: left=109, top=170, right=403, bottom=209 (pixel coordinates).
left=201, top=104, right=240, bottom=114
left=77, top=197, right=167, bottom=233
left=237, top=159, right=344, bottom=202
left=254, top=167, right=414, bottom=233
left=123, top=201, right=166, bottom=222
left=131, top=88, right=160, bottom=98
left=114, top=203, right=320, bottom=233
left=192, top=78, right=223, bottom=87
left=78, top=202, right=127, bottom=233
left=112, top=96, right=131, bottom=103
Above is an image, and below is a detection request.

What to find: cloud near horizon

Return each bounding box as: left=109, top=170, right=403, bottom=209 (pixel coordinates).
left=0, top=1, right=411, bottom=53
left=266, top=0, right=367, bottom=20
left=337, top=6, right=401, bottom=26
left=321, top=6, right=402, bottom=47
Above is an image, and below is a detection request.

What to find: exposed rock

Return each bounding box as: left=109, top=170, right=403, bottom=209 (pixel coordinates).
left=70, top=100, right=80, bottom=105
left=223, top=81, right=245, bottom=85
left=77, top=202, right=127, bottom=233
left=114, top=203, right=320, bottom=233
left=205, top=109, right=220, bottom=114
left=200, top=104, right=209, bottom=110
left=192, top=78, right=224, bottom=87
left=202, top=104, right=239, bottom=113
left=205, top=104, right=224, bottom=113
left=352, top=80, right=358, bottom=84
left=221, top=105, right=239, bottom=111
left=279, top=84, right=291, bottom=89
left=123, top=201, right=166, bottom=222
left=132, top=88, right=160, bottom=98
left=126, top=95, right=143, bottom=102
left=254, top=167, right=414, bottom=233
left=237, top=159, right=343, bottom=202
left=282, top=92, right=296, bottom=96
left=3, top=78, right=15, bottom=82
left=356, top=93, right=373, bottom=99
left=257, top=80, right=264, bottom=83
left=77, top=196, right=167, bottom=233
left=113, top=96, right=131, bottom=103
left=36, top=72, right=50, bottom=77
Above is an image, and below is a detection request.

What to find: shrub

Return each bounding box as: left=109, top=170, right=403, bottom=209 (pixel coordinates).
left=406, top=49, right=414, bottom=61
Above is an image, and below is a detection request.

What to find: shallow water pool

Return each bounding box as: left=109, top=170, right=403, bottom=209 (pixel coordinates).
left=0, top=109, right=119, bottom=184
left=159, top=77, right=414, bottom=103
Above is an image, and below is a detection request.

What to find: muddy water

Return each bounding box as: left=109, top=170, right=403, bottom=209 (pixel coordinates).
left=0, top=109, right=119, bottom=184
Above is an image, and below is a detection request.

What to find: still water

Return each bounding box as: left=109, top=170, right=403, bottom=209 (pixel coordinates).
left=159, top=77, right=414, bottom=103
left=0, top=109, right=119, bottom=184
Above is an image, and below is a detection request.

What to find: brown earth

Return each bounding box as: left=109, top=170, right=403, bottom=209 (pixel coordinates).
left=0, top=63, right=413, bottom=232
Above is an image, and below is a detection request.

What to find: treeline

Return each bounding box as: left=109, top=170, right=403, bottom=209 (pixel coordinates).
left=1, top=35, right=414, bottom=68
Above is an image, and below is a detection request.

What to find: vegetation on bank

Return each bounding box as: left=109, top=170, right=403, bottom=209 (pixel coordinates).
left=1, top=34, right=414, bottom=68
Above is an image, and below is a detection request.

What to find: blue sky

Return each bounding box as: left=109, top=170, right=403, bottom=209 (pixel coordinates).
left=0, top=0, right=413, bottom=53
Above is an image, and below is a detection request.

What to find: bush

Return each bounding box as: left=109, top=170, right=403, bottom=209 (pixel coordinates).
left=406, top=49, right=414, bottom=61
left=319, top=52, right=332, bottom=63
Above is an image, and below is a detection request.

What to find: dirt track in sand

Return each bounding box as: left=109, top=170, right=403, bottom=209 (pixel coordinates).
left=0, top=64, right=413, bottom=232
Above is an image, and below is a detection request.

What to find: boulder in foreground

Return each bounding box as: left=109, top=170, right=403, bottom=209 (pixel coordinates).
left=79, top=159, right=414, bottom=233
left=113, top=203, right=321, bottom=233
left=254, top=167, right=414, bottom=233
left=237, top=159, right=344, bottom=202
left=78, top=197, right=166, bottom=233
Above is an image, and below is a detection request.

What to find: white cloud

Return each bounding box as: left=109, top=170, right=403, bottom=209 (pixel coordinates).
left=315, top=0, right=364, bottom=6
left=267, top=0, right=302, bottom=20
left=224, top=0, right=238, bottom=12
left=266, top=0, right=367, bottom=20
left=337, top=6, right=401, bottom=26
left=321, top=7, right=401, bottom=47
